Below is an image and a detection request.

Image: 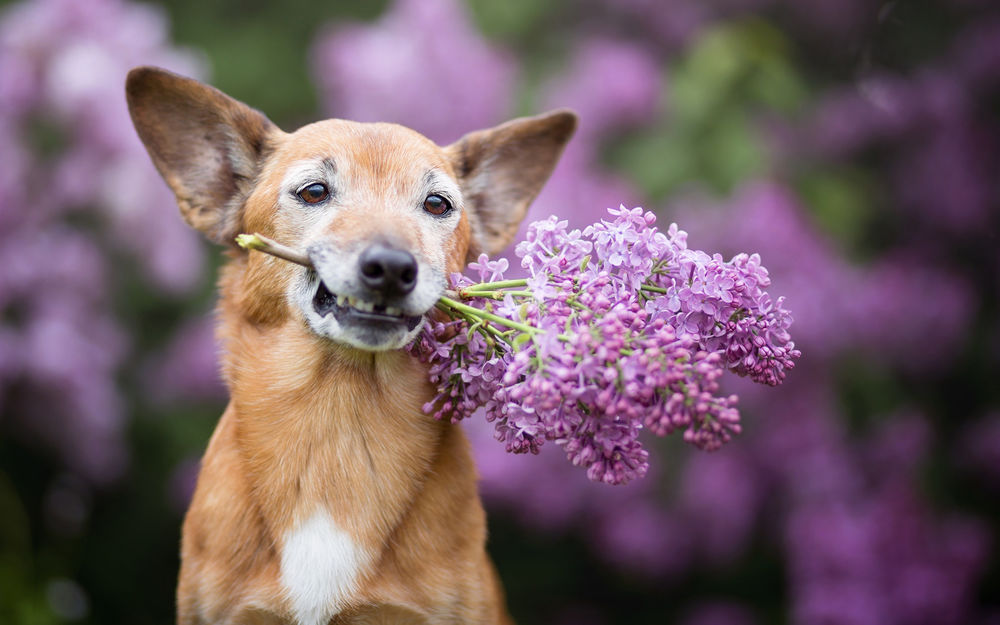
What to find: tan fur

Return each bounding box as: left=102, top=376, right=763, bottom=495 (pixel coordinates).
left=126, top=67, right=574, bottom=624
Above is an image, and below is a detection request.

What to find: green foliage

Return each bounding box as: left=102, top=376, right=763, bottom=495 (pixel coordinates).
left=609, top=20, right=807, bottom=201
left=794, top=167, right=877, bottom=252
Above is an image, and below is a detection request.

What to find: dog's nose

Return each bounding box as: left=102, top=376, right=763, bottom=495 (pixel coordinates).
left=358, top=244, right=418, bottom=297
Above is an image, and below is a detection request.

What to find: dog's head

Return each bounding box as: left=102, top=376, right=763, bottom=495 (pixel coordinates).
left=126, top=67, right=575, bottom=351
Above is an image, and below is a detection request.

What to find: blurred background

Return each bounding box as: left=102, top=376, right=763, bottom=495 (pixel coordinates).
left=1, top=0, right=998, bottom=623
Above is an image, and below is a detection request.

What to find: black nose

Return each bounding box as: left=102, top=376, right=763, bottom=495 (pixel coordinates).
left=358, top=244, right=418, bottom=297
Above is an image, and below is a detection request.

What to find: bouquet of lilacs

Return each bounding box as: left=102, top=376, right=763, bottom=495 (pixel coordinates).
left=240, top=206, right=799, bottom=485
left=411, top=206, right=799, bottom=485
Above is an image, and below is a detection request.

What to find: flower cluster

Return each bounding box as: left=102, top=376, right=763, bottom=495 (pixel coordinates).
left=410, top=206, right=799, bottom=485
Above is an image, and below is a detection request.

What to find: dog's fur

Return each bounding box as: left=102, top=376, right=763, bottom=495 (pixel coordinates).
left=126, top=67, right=575, bottom=624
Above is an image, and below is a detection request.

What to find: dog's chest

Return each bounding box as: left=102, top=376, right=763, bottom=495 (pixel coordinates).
left=279, top=510, right=368, bottom=625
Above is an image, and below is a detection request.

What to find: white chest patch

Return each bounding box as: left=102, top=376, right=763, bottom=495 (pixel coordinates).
left=280, top=511, right=366, bottom=625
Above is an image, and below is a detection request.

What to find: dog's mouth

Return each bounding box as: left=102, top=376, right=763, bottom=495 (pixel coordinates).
left=312, top=280, right=423, bottom=332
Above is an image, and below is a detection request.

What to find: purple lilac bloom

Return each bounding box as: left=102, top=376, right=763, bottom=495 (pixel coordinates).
left=412, top=207, right=798, bottom=484
left=310, top=0, right=516, bottom=145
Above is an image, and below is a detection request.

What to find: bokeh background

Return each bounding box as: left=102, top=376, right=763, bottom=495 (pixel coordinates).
left=1, top=0, right=999, bottom=623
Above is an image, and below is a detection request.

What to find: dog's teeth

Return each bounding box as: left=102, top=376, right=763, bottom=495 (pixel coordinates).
left=358, top=300, right=374, bottom=312
left=347, top=296, right=358, bottom=308
left=385, top=306, right=401, bottom=316
left=336, top=294, right=347, bottom=307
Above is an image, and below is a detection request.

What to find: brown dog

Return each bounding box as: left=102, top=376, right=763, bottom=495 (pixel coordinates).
left=126, top=67, right=575, bottom=624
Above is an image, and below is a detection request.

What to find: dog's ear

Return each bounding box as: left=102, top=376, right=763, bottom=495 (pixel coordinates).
left=447, top=109, right=577, bottom=257
left=126, top=66, right=279, bottom=245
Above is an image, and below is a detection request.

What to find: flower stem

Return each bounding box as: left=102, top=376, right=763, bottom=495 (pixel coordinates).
left=462, top=289, right=534, bottom=300
left=437, top=296, right=539, bottom=335
left=640, top=284, right=668, bottom=294
left=235, top=233, right=313, bottom=268
left=460, top=279, right=529, bottom=292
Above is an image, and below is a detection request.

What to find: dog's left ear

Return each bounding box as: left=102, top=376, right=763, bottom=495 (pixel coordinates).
left=447, top=109, right=577, bottom=257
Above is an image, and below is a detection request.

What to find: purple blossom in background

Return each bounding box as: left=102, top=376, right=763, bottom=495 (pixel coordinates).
left=310, top=0, right=516, bottom=144
left=860, top=413, right=931, bottom=485
left=0, top=0, right=206, bottom=291
left=0, top=0, right=206, bottom=482
left=540, top=38, right=662, bottom=143
left=670, top=181, right=976, bottom=371
left=854, top=256, right=975, bottom=372
left=786, top=489, right=990, bottom=625
left=891, top=120, right=994, bottom=235
left=142, top=317, right=226, bottom=404
left=675, top=448, right=761, bottom=565
left=523, top=37, right=662, bottom=240
left=739, top=373, right=991, bottom=625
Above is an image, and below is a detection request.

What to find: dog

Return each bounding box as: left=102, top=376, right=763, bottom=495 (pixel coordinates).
left=126, top=66, right=575, bottom=624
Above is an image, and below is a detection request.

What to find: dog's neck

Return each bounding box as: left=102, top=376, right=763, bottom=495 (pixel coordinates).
left=216, top=261, right=448, bottom=548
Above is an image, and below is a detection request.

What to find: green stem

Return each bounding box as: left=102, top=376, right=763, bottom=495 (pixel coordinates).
left=437, top=296, right=540, bottom=335
left=640, top=284, right=668, bottom=294
left=463, top=289, right=534, bottom=300
left=460, top=279, right=529, bottom=292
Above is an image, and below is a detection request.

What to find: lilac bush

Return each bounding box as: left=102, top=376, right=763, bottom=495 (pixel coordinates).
left=410, top=206, right=798, bottom=485
left=0, top=0, right=205, bottom=482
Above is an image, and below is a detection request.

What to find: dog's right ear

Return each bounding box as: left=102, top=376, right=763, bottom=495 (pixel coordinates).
left=126, top=66, right=279, bottom=245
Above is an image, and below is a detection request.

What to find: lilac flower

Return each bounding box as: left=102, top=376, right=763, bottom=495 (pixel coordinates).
left=411, top=206, right=798, bottom=484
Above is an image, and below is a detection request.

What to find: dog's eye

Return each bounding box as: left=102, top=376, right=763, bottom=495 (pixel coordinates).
left=297, top=183, right=329, bottom=204
left=423, top=194, right=451, bottom=216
